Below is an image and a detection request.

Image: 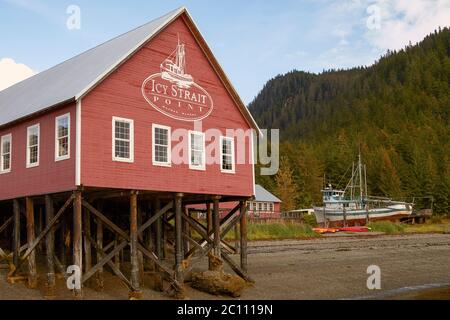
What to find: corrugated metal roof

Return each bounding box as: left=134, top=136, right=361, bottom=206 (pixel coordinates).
left=255, top=184, right=282, bottom=203
left=0, top=7, right=184, bottom=127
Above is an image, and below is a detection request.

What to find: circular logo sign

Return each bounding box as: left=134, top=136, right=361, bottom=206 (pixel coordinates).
left=142, top=73, right=214, bottom=122
left=141, top=40, right=214, bottom=122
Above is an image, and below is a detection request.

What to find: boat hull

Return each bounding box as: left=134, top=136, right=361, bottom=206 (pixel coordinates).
left=161, top=69, right=193, bottom=89
left=313, top=204, right=412, bottom=227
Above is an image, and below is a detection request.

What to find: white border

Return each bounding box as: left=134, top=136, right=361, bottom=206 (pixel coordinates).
left=188, top=130, right=206, bottom=171
left=152, top=123, right=172, bottom=167
left=75, top=99, right=81, bottom=186
left=220, top=136, right=235, bottom=174
left=0, top=133, right=12, bottom=174
left=55, top=113, right=71, bottom=162
left=26, top=124, right=40, bottom=168
left=112, top=116, right=134, bottom=163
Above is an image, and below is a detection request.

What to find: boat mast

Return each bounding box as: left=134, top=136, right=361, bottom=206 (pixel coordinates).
left=364, top=164, right=368, bottom=200
left=358, top=151, right=363, bottom=200
left=351, top=162, right=355, bottom=200
left=175, top=35, right=180, bottom=69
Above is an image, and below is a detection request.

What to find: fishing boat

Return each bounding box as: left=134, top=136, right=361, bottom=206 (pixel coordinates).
left=314, top=153, right=413, bottom=227
left=160, top=38, right=194, bottom=89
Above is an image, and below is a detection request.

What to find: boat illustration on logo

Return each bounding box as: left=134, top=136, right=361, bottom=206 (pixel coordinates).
left=160, top=38, right=194, bottom=89
left=141, top=37, right=214, bottom=122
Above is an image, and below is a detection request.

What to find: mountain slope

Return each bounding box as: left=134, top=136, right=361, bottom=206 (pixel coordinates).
left=249, top=28, right=450, bottom=214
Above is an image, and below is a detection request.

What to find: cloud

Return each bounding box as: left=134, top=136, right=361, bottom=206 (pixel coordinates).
left=0, top=58, right=36, bottom=91
left=366, top=0, right=450, bottom=51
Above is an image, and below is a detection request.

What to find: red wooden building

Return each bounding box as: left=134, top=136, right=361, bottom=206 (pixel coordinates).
left=0, top=7, right=259, bottom=298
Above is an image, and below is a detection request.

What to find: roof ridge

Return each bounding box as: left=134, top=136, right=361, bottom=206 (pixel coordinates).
left=0, top=7, right=185, bottom=96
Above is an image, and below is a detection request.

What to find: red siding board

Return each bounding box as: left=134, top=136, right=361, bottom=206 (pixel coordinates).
left=81, top=17, right=254, bottom=197
left=0, top=104, right=76, bottom=200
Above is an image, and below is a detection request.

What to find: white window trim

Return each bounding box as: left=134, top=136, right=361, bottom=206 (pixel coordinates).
left=26, top=124, right=40, bottom=168
left=188, top=130, right=206, bottom=171
left=55, top=113, right=71, bottom=162
left=220, top=136, right=235, bottom=174
left=152, top=124, right=171, bottom=167
left=0, top=134, right=12, bottom=174
left=112, top=117, right=134, bottom=163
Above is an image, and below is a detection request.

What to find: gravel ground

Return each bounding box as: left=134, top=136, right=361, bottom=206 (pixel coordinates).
left=1, top=233, right=449, bottom=300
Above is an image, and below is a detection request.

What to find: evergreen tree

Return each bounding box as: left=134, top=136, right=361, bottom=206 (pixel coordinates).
left=275, top=156, right=299, bottom=212
left=249, top=28, right=450, bottom=215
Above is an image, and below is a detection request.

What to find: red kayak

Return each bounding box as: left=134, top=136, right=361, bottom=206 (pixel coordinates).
left=338, top=226, right=370, bottom=233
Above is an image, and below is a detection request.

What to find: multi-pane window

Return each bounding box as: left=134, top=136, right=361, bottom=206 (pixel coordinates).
left=258, top=203, right=262, bottom=211
left=189, top=131, right=205, bottom=170
left=27, top=124, right=40, bottom=168
left=220, top=137, right=235, bottom=173
left=263, top=203, right=268, bottom=211
left=270, top=203, right=274, bottom=212
left=112, top=117, right=134, bottom=162
left=55, top=114, right=70, bottom=161
left=0, top=134, right=12, bottom=173
left=152, top=124, right=171, bottom=166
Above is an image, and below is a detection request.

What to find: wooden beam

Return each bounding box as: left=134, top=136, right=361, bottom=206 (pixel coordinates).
left=183, top=206, right=190, bottom=255
left=174, top=193, right=184, bottom=283
left=82, top=200, right=129, bottom=240
left=83, top=235, right=134, bottom=291
left=83, top=207, right=92, bottom=285
left=95, top=202, right=104, bottom=290
left=222, top=252, right=253, bottom=283
left=13, top=200, right=20, bottom=268
left=154, top=198, right=163, bottom=291
left=213, top=196, right=221, bottom=258
left=138, top=202, right=172, bottom=234
left=206, top=202, right=213, bottom=269
left=11, top=194, right=75, bottom=276
left=59, top=212, right=67, bottom=268
left=129, top=191, right=142, bottom=298
left=0, top=216, right=13, bottom=234
left=25, top=197, right=37, bottom=289
left=44, top=195, right=56, bottom=297
left=73, top=191, right=83, bottom=298
left=240, top=200, right=248, bottom=274
left=82, top=238, right=128, bottom=285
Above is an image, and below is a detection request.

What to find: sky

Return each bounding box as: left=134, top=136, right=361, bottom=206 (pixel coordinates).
left=0, top=0, right=449, bottom=104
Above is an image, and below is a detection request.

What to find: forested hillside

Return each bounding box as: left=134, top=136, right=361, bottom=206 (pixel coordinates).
left=249, top=28, right=450, bottom=214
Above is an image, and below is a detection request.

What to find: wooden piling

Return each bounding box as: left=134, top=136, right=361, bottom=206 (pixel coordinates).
left=174, top=193, right=184, bottom=283
left=59, top=213, right=67, bottom=269
left=234, top=223, right=240, bottom=254
left=12, top=199, right=20, bottom=268
left=240, top=200, right=248, bottom=274
left=83, top=208, right=92, bottom=284
left=95, top=201, right=104, bottom=290
left=73, top=191, right=83, bottom=298
left=38, top=207, right=44, bottom=253
left=213, top=196, right=221, bottom=258
left=206, top=202, right=213, bottom=269
left=129, top=191, right=142, bottom=298
left=144, top=202, right=154, bottom=271
left=25, top=197, right=38, bottom=289
left=44, top=195, right=56, bottom=297
left=154, top=198, right=163, bottom=291
left=183, top=206, right=190, bottom=254
left=137, top=204, right=145, bottom=287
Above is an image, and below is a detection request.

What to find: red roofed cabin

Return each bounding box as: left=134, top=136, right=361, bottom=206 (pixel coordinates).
left=0, top=7, right=258, bottom=298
